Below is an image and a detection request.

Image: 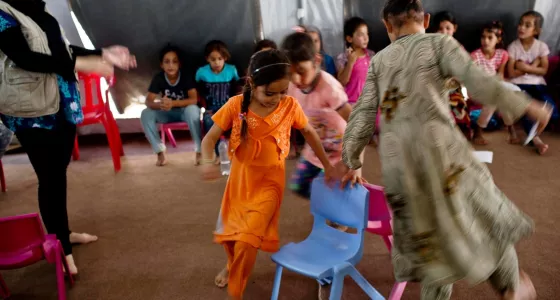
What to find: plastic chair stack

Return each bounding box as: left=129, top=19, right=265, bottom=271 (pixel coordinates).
left=72, top=73, right=124, bottom=172
left=0, top=213, right=74, bottom=300
left=363, top=183, right=407, bottom=300
left=270, top=177, right=384, bottom=300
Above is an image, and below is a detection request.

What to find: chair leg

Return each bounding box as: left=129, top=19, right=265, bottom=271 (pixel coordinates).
left=0, top=160, right=6, bottom=193
left=102, top=118, right=121, bottom=172
left=72, top=135, right=80, bottom=161
left=0, top=273, right=10, bottom=299
left=270, top=265, right=283, bottom=300
left=382, top=235, right=393, bottom=253
left=388, top=282, right=407, bottom=300
left=54, top=242, right=68, bottom=300
left=329, top=274, right=345, bottom=300
left=166, top=128, right=177, bottom=148
left=107, top=112, right=124, bottom=156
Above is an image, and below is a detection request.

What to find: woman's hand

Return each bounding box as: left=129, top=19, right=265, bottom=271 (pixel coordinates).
left=327, top=160, right=366, bottom=189
left=75, top=56, right=114, bottom=77
left=201, top=163, right=221, bottom=181
left=525, top=100, right=552, bottom=134
left=102, top=46, right=137, bottom=70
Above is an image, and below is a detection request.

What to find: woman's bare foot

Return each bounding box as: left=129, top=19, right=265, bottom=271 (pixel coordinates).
left=507, top=126, right=520, bottom=144
left=503, top=270, right=536, bottom=300
left=65, top=254, right=78, bottom=275
left=195, top=152, right=201, bottom=166
left=215, top=266, right=229, bottom=288
left=533, top=137, right=549, bottom=155
left=156, top=152, right=167, bottom=166
left=70, top=232, right=98, bottom=244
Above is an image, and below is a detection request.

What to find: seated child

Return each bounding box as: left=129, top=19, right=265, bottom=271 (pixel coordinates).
left=471, top=21, right=517, bottom=145
left=433, top=11, right=472, bottom=140
left=508, top=11, right=559, bottom=155
left=336, top=17, right=375, bottom=105
left=332, top=0, right=551, bottom=298
left=141, top=44, right=201, bottom=166
left=196, top=40, right=240, bottom=162
left=281, top=32, right=357, bottom=198
left=299, top=25, right=338, bottom=77
left=200, top=49, right=333, bottom=299
left=254, top=39, right=277, bottom=53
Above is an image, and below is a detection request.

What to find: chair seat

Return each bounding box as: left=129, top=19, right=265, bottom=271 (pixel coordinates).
left=271, top=233, right=360, bottom=279
left=0, top=247, right=43, bottom=270
left=80, top=110, right=105, bottom=126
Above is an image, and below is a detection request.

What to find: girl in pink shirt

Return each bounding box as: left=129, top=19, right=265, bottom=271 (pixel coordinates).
left=507, top=11, right=558, bottom=155
left=471, top=21, right=518, bottom=145
left=336, top=17, right=375, bottom=105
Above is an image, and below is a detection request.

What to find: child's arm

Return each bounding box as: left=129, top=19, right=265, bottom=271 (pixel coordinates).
left=201, top=124, right=223, bottom=162
left=336, top=103, right=352, bottom=121
left=337, top=49, right=358, bottom=86
left=145, top=92, right=162, bottom=110
left=517, top=56, right=549, bottom=76
left=507, top=58, right=525, bottom=78
left=497, top=51, right=508, bottom=80
left=172, top=88, right=198, bottom=108
left=299, top=123, right=332, bottom=170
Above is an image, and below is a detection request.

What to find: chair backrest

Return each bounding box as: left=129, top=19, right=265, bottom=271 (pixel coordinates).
left=78, top=73, right=115, bottom=112
left=0, top=213, right=45, bottom=256
left=310, top=176, right=369, bottom=230
left=363, top=183, right=392, bottom=223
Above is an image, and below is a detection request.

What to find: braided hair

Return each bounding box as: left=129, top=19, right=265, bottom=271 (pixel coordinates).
left=240, top=50, right=290, bottom=139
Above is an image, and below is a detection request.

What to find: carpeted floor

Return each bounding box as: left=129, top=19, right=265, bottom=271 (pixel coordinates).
left=0, top=131, right=559, bottom=300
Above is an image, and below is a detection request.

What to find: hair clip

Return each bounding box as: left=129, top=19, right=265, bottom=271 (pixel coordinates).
left=239, top=112, right=247, bottom=120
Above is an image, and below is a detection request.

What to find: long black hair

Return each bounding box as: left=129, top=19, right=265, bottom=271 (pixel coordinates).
left=240, top=50, right=290, bottom=139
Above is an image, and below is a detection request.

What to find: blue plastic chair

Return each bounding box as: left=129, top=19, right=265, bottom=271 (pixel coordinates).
left=270, top=177, right=385, bottom=300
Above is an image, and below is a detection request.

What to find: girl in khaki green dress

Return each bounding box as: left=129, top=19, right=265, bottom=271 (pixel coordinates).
left=330, top=0, right=552, bottom=299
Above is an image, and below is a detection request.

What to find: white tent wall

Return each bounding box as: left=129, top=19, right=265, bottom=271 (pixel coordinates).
left=535, top=0, right=560, bottom=53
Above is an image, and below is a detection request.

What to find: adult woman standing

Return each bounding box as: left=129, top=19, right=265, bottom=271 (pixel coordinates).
left=0, top=0, right=136, bottom=274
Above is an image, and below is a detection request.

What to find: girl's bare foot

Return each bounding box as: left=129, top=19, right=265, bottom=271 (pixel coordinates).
left=473, top=126, right=489, bottom=145
left=288, top=146, right=298, bottom=160
left=215, top=266, right=229, bottom=288
left=195, top=152, right=201, bottom=166
left=156, top=152, right=167, bottom=166
left=503, top=270, right=536, bottom=300
left=64, top=254, right=78, bottom=275
left=214, top=156, right=221, bottom=166
left=70, top=232, right=98, bottom=244
left=533, top=137, right=549, bottom=155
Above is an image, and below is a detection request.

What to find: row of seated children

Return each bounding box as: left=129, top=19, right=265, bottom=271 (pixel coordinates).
left=140, top=41, right=240, bottom=166
left=432, top=10, right=559, bottom=154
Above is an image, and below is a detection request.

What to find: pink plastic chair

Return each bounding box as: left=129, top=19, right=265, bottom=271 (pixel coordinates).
left=0, top=160, right=6, bottom=193
left=363, top=183, right=407, bottom=300
left=0, top=213, right=74, bottom=299
left=160, top=122, right=189, bottom=148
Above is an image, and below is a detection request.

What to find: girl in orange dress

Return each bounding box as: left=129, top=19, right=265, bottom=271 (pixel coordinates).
left=200, top=50, right=334, bottom=300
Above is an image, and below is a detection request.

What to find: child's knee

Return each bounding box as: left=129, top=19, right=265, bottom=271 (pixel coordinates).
left=183, top=105, right=201, bottom=120
left=140, top=108, right=157, bottom=123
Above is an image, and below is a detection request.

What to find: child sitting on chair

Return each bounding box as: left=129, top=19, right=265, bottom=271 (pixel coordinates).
left=141, top=44, right=201, bottom=166
left=196, top=40, right=241, bottom=163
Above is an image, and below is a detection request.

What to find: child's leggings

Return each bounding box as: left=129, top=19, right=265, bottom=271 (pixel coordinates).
left=420, top=246, right=519, bottom=300
left=224, top=241, right=258, bottom=298
left=517, top=84, right=559, bottom=134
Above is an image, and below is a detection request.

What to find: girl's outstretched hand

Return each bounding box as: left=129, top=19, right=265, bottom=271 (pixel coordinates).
left=201, top=163, right=221, bottom=181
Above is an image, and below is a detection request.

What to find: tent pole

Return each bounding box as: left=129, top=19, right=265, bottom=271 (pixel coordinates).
left=252, top=0, right=265, bottom=41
